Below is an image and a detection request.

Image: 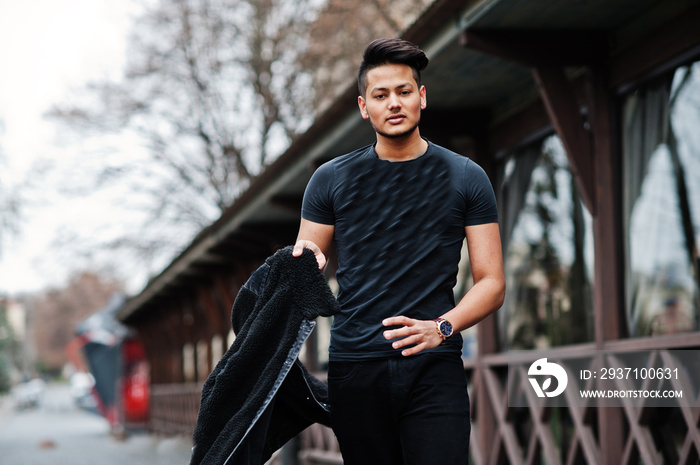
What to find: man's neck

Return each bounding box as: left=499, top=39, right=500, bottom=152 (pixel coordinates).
left=374, top=132, right=429, bottom=162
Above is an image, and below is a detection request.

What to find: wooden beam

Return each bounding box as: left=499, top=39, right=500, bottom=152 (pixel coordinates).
left=488, top=98, right=552, bottom=156
left=610, top=4, right=700, bottom=88
left=196, top=252, right=230, bottom=264
left=532, top=66, right=596, bottom=214
left=421, top=108, right=489, bottom=142
left=269, top=194, right=303, bottom=213
left=460, top=30, right=607, bottom=68
left=461, top=28, right=603, bottom=213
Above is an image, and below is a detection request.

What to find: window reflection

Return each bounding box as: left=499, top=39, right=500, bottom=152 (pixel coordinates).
left=623, top=62, right=700, bottom=337
left=499, top=135, right=595, bottom=350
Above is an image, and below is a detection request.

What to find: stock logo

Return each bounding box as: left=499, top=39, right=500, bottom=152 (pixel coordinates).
left=528, top=358, right=568, bottom=397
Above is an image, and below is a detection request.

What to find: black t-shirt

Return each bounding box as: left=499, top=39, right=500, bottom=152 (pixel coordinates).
left=301, top=141, right=499, bottom=361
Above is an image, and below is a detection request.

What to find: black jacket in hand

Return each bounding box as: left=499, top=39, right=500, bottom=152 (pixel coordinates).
left=190, top=246, right=340, bottom=465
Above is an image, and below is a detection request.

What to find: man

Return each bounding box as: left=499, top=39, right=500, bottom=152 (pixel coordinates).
left=292, top=38, right=505, bottom=464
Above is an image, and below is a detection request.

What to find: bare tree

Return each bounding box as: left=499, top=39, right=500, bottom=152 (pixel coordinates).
left=0, top=120, right=22, bottom=257
left=54, top=0, right=321, bottom=209
left=44, top=0, right=432, bottom=285
left=301, top=0, right=433, bottom=113
left=46, top=0, right=322, bottom=274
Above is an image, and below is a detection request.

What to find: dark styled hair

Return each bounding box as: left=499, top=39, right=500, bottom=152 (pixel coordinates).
left=357, top=38, right=429, bottom=96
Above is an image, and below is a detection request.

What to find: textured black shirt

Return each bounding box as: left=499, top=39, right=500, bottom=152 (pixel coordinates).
left=302, top=141, right=498, bottom=360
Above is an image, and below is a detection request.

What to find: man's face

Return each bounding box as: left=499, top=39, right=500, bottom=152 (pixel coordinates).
left=358, top=63, right=426, bottom=140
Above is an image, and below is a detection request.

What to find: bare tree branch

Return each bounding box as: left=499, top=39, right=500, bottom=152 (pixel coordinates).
left=41, top=0, right=431, bottom=285
left=0, top=122, right=23, bottom=257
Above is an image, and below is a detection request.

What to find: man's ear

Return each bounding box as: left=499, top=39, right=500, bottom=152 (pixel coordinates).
left=358, top=96, right=369, bottom=119
left=420, top=86, right=427, bottom=110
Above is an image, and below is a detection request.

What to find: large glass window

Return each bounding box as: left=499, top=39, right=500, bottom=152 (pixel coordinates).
left=498, top=135, right=595, bottom=350
left=623, top=62, right=700, bottom=337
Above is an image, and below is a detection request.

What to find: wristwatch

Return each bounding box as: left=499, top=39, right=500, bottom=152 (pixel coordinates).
left=434, top=318, right=453, bottom=340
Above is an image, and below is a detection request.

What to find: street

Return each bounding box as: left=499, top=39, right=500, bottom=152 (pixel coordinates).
left=0, top=383, right=192, bottom=465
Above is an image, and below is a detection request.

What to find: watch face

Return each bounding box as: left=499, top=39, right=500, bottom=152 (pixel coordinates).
left=439, top=320, right=453, bottom=337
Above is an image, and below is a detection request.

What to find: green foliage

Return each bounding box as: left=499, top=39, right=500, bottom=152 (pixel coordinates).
left=0, top=302, right=16, bottom=393
left=0, top=353, right=11, bottom=393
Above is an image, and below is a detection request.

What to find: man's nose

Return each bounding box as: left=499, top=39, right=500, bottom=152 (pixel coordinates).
left=387, top=93, right=402, bottom=109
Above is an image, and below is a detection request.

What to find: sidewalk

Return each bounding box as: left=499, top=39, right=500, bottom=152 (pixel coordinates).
left=0, top=383, right=193, bottom=465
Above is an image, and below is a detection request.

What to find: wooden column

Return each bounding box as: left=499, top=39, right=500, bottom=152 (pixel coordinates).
left=531, top=56, right=626, bottom=465
left=470, top=127, right=499, bottom=461
left=197, top=283, right=225, bottom=373
left=461, top=29, right=626, bottom=464
left=585, top=65, right=625, bottom=465
left=175, top=296, right=197, bottom=383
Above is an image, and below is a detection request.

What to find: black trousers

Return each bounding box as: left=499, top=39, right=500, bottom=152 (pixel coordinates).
left=327, top=352, right=471, bottom=465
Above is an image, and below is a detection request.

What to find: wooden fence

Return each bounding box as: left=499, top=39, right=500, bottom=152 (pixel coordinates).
left=147, top=341, right=700, bottom=464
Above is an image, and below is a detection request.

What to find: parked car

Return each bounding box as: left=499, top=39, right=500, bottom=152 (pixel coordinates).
left=12, top=378, right=46, bottom=410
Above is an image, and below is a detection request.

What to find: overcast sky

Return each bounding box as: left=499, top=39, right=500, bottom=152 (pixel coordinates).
left=0, top=0, right=138, bottom=295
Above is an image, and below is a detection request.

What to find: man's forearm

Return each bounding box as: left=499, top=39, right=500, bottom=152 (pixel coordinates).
left=442, top=276, right=505, bottom=333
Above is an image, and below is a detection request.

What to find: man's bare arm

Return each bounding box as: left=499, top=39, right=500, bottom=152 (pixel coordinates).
left=292, top=218, right=335, bottom=270
left=445, top=222, right=506, bottom=330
